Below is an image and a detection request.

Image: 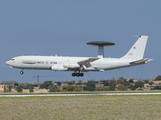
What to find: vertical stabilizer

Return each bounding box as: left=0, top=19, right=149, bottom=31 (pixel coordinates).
left=121, top=36, right=148, bottom=60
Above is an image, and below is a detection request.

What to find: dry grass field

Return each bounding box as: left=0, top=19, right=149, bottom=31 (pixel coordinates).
left=0, top=95, right=161, bottom=120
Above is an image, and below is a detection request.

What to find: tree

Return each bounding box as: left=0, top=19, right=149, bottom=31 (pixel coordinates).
left=109, top=77, right=116, bottom=89
left=117, top=77, right=127, bottom=86
left=128, top=84, right=136, bottom=90
left=129, top=79, right=134, bottom=83
left=117, top=84, right=127, bottom=91
left=62, top=85, right=81, bottom=92
left=95, top=86, right=110, bottom=91
left=126, top=81, right=131, bottom=87
left=16, top=86, right=22, bottom=92
left=68, top=82, right=73, bottom=85
left=4, top=86, right=10, bottom=92
left=63, top=85, right=75, bottom=91
left=104, top=82, right=109, bottom=86
left=134, top=81, right=144, bottom=88
left=86, top=81, right=95, bottom=88
left=109, top=86, right=115, bottom=91
left=155, top=75, right=161, bottom=81
left=14, top=83, right=19, bottom=87
left=4, top=89, right=10, bottom=92
left=83, top=81, right=96, bottom=91
left=56, top=82, right=61, bottom=86
left=75, top=80, right=82, bottom=85
left=23, top=84, right=34, bottom=92
left=144, top=80, right=149, bottom=84
left=40, top=81, right=53, bottom=89
left=153, top=86, right=161, bottom=90
left=39, top=84, right=46, bottom=89
left=83, top=86, right=95, bottom=91
left=149, top=81, right=154, bottom=85
left=8, top=85, right=11, bottom=92
left=49, top=85, right=59, bottom=92
left=74, top=87, right=82, bottom=91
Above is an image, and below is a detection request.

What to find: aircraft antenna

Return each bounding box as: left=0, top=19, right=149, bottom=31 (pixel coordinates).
left=132, top=35, right=141, bottom=38
left=86, top=41, right=115, bottom=58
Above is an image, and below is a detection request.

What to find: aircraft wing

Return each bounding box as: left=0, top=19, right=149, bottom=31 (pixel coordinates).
left=78, top=58, right=99, bottom=68
left=130, top=58, right=152, bottom=64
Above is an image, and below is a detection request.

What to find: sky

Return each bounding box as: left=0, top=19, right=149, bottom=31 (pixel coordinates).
left=0, top=0, right=161, bottom=83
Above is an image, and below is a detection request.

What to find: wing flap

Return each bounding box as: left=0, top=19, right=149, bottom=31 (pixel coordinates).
left=78, top=58, right=99, bottom=68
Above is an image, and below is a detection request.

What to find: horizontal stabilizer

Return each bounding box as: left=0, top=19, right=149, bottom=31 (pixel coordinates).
left=130, top=58, right=152, bottom=64
left=78, top=58, right=99, bottom=68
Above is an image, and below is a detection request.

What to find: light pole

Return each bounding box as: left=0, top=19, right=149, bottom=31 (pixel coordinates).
left=33, top=74, right=39, bottom=87
left=82, top=80, right=83, bottom=92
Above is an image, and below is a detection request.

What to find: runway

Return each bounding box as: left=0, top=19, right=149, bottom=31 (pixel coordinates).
left=1, top=92, right=161, bottom=97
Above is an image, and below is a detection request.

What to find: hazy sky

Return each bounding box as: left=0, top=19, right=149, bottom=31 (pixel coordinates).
left=0, top=0, right=161, bottom=83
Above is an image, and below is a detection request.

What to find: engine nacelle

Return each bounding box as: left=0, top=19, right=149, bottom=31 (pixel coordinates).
left=51, top=66, right=68, bottom=71
left=63, top=63, right=80, bottom=68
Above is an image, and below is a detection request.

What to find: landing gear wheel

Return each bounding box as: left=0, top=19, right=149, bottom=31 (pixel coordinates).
left=72, top=73, right=76, bottom=77
left=72, top=72, right=84, bottom=77
left=80, top=73, right=84, bottom=77
left=20, top=71, right=24, bottom=75
left=76, top=73, right=80, bottom=77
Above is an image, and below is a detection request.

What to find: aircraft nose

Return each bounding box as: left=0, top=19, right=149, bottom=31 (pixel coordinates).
left=6, top=61, right=10, bottom=65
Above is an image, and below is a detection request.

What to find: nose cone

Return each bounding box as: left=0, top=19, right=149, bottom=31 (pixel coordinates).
left=6, top=61, right=10, bottom=65
left=6, top=60, right=13, bottom=68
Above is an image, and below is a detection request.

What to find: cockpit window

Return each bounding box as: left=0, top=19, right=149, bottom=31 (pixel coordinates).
left=11, top=59, right=15, bottom=61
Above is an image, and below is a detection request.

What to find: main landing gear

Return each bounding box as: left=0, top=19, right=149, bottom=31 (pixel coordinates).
left=20, top=71, right=24, bottom=75
left=72, top=72, right=84, bottom=77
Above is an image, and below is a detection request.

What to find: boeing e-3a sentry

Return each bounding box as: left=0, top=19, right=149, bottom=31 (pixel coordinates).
left=6, top=36, right=152, bottom=77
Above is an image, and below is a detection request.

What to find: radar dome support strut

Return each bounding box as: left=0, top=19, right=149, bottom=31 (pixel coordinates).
left=87, top=41, right=115, bottom=58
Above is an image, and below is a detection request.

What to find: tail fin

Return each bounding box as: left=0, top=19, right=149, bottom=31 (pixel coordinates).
left=121, top=36, right=148, bottom=60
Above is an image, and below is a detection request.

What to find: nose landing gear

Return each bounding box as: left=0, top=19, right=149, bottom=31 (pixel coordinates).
left=72, top=72, right=84, bottom=77
left=20, top=71, right=24, bottom=75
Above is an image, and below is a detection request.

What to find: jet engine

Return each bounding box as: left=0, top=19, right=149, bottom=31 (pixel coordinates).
left=51, top=66, right=68, bottom=71
left=63, top=63, right=80, bottom=68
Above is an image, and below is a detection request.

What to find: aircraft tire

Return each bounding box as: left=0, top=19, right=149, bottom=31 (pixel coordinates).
left=20, top=71, right=24, bottom=75
left=72, top=73, right=84, bottom=77
left=80, top=73, right=84, bottom=77
left=72, top=73, right=76, bottom=77
left=76, top=73, right=80, bottom=77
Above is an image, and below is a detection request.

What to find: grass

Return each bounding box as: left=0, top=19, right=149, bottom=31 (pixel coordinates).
left=0, top=95, right=161, bottom=120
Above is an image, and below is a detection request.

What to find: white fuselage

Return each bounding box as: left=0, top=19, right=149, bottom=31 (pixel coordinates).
left=6, top=56, right=133, bottom=72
